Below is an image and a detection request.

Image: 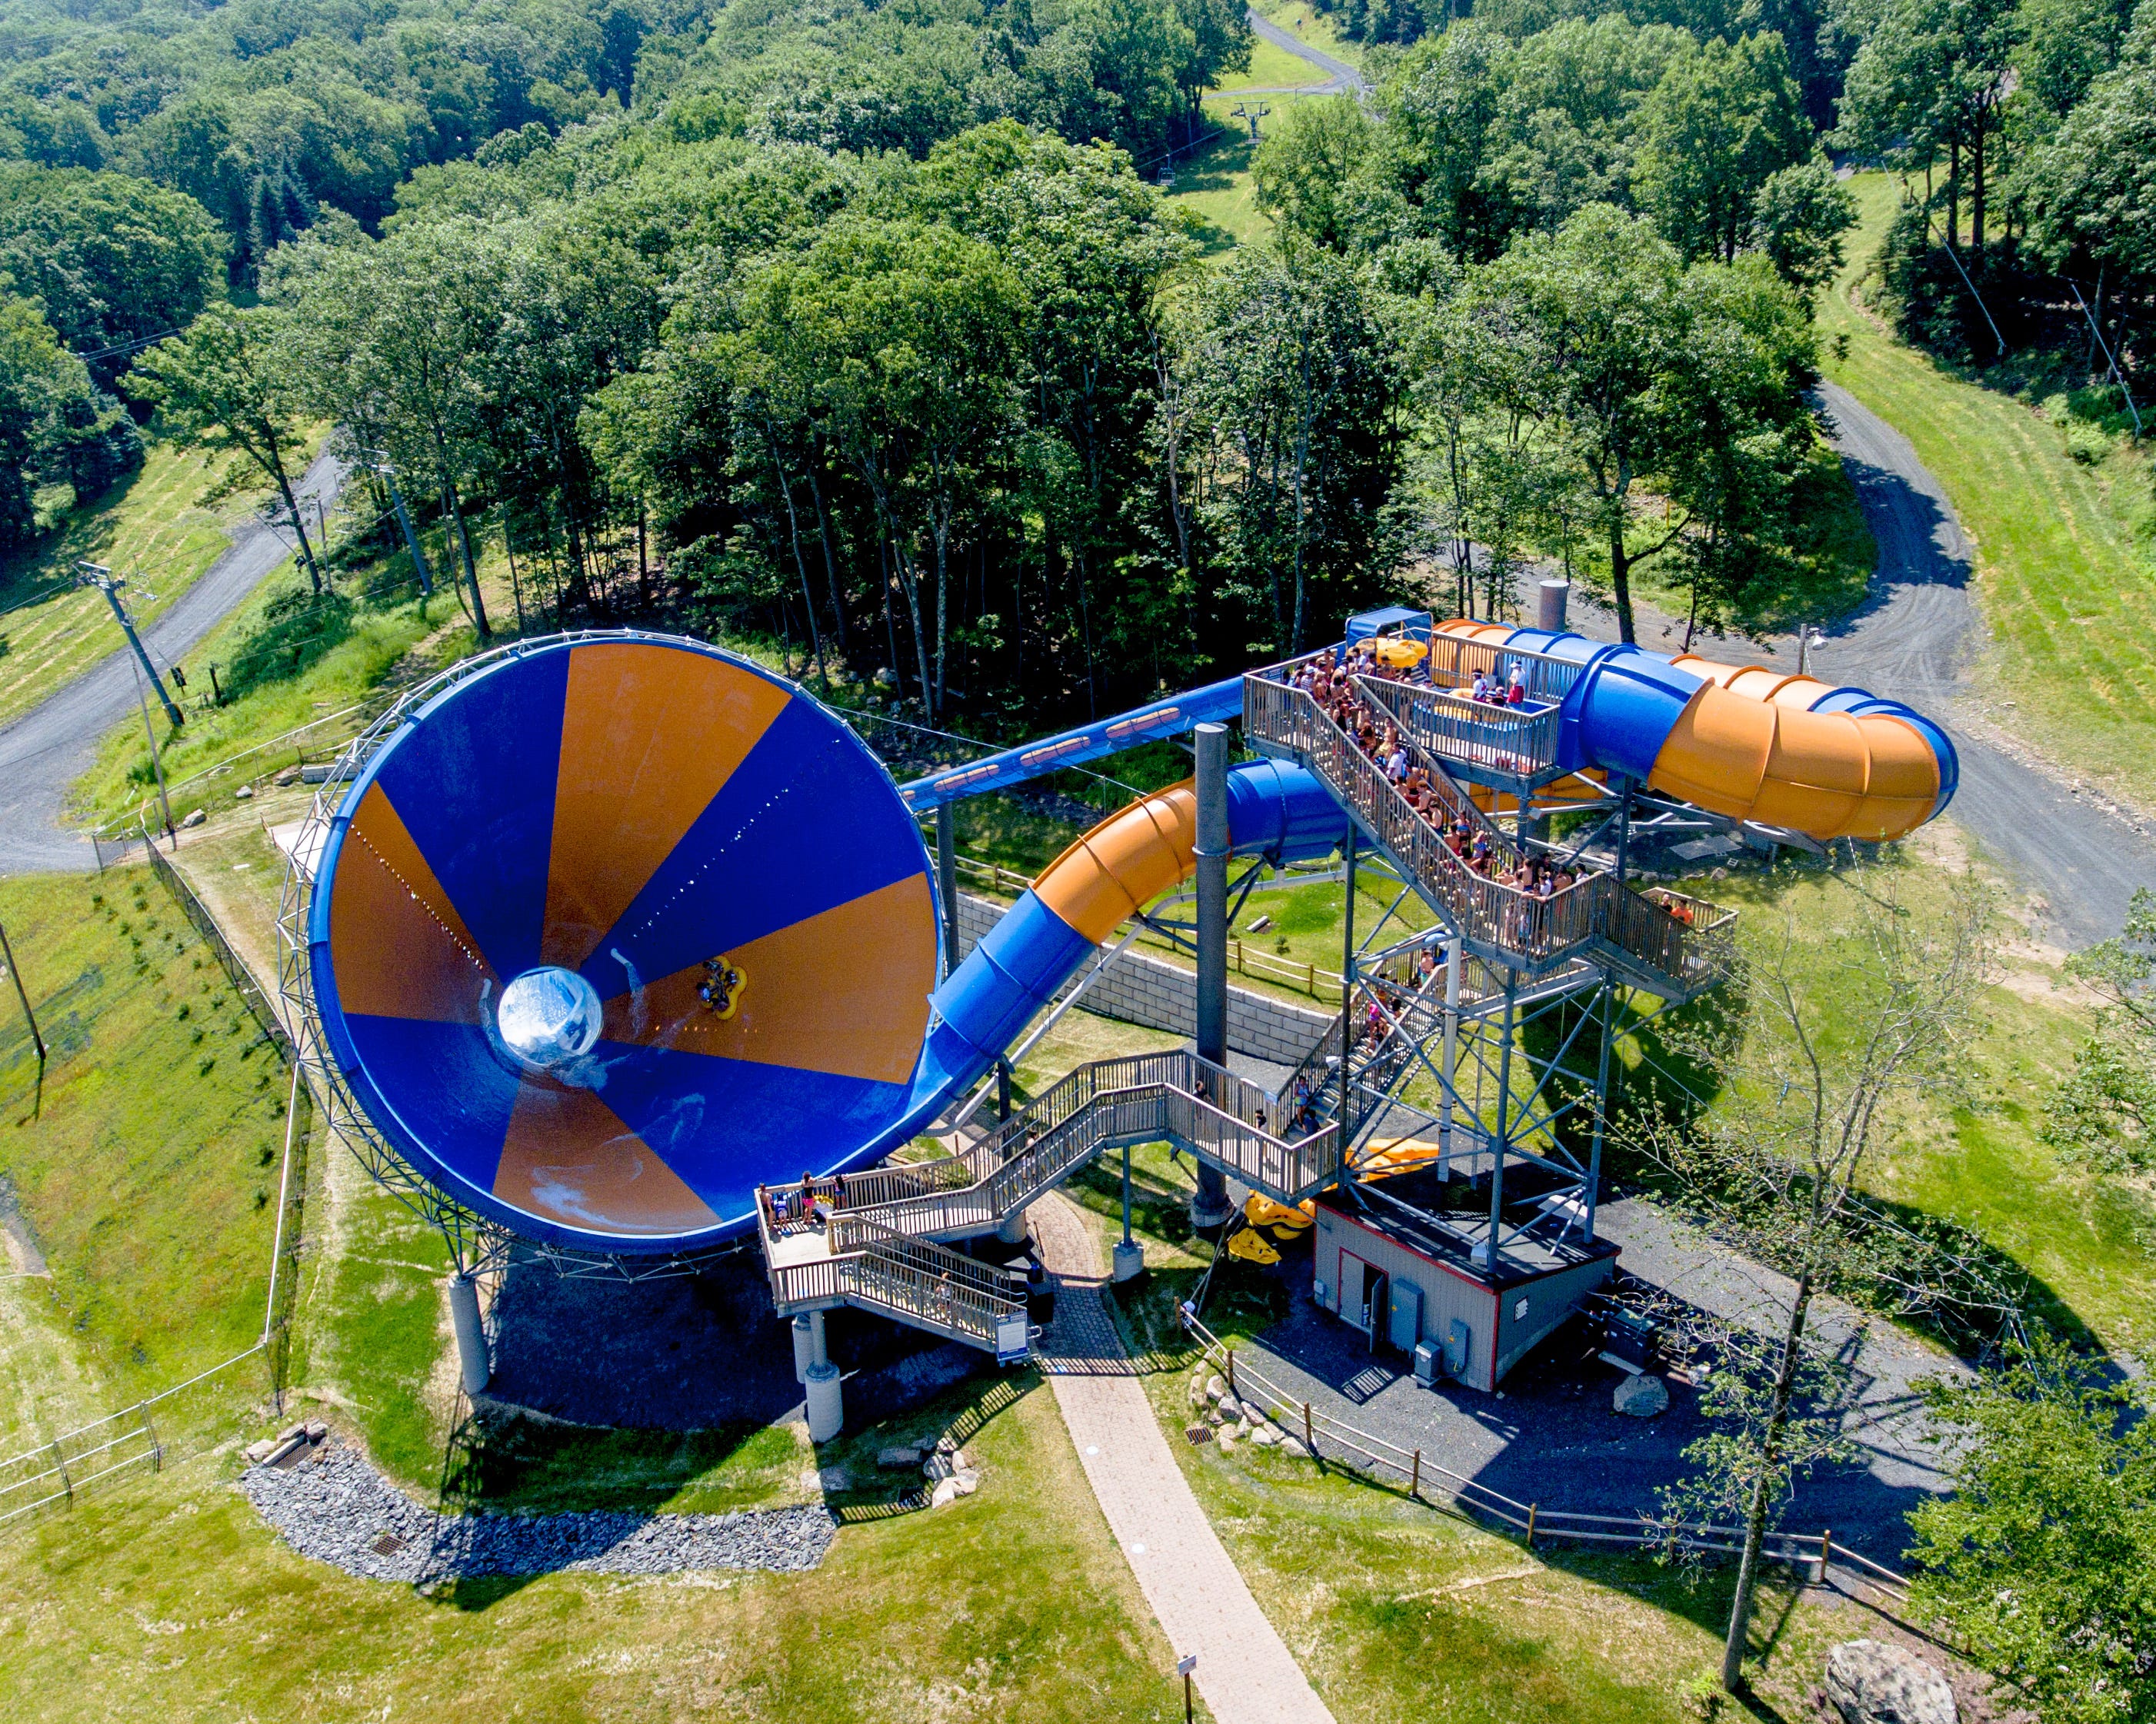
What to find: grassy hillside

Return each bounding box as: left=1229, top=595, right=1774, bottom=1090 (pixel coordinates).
left=0, top=867, right=288, bottom=1443
left=1822, top=173, right=2156, bottom=810
left=0, top=1380, right=1198, bottom=1724
left=0, top=444, right=245, bottom=731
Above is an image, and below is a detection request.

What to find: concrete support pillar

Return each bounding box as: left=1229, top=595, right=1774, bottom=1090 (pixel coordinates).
left=791, top=1313, right=815, bottom=1383
left=997, top=1206, right=1028, bottom=1246
left=803, top=1307, right=841, bottom=1439
left=935, top=803, right=959, bottom=980
left=805, top=1363, right=842, bottom=1442
left=448, top=1272, right=488, bottom=1396
left=1190, top=722, right=1234, bottom=1232
left=1538, top=580, right=1569, bottom=633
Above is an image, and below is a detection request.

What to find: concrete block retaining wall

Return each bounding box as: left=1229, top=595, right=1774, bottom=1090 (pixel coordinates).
left=954, top=894, right=1333, bottom=1071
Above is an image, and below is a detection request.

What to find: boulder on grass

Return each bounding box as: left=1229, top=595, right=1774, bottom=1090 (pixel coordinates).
left=1823, top=1639, right=1958, bottom=1724
left=1613, top=1373, right=1669, bottom=1417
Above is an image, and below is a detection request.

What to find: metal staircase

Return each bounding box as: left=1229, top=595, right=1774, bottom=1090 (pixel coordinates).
left=755, top=1049, right=1351, bottom=1358
left=1242, top=666, right=1734, bottom=999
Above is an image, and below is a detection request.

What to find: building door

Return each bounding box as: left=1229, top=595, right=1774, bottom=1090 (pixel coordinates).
left=1337, top=1251, right=1367, bottom=1326
left=1361, top=1270, right=1388, bottom=1349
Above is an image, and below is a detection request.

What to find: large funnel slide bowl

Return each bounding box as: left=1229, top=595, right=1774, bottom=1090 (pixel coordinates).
left=306, top=636, right=941, bottom=1253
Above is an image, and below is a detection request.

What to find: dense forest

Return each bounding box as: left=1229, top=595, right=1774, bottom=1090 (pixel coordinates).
left=0, top=0, right=2145, bottom=731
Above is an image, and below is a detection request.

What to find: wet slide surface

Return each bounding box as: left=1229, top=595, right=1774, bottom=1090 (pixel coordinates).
left=0, top=448, right=348, bottom=876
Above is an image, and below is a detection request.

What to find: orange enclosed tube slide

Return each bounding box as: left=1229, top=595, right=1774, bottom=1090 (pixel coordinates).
left=1429, top=620, right=1954, bottom=842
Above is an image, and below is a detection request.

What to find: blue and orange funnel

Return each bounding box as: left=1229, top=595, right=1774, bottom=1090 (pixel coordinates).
left=306, top=635, right=941, bottom=1253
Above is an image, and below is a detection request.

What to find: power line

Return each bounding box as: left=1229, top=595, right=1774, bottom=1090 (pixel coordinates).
left=65, top=326, right=188, bottom=364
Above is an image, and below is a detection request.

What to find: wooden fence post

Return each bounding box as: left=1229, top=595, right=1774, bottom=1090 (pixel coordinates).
left=1225, top=1349, right=1237, bottom=1399
left=1410, top=1448, right=1420, bottom=1499
left=1818, top=1528, right=1831, bottom=1586
left=1525, top=1503, right=1537, bottom=1550
left=1303, top=1400, right=1315, bottom=1459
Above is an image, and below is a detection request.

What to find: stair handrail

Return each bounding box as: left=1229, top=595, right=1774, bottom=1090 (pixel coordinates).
left=1245, top=674, right=1601, bottom=965
left=1357, top=671, right=1564, bottom=780
left=1250, top=666, right=1731, bottom=989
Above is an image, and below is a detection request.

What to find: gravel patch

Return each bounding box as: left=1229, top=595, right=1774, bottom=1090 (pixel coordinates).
left=238, top=1442, right=835, bottom=1584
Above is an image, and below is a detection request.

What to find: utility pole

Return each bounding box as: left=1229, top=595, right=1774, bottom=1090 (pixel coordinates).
left=76, top=563, right=182, bottom=728
left=358, top=449, right=435, bottom=597
left=0, top=915, right=45, bottom=1068
left=1796, top=626, right=1825, bottom=677
left=128, top=654, right=178, bottom=844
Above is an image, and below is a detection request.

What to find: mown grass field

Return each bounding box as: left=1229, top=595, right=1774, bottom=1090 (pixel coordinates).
left=0, top=443, right=246, bottom=731
left=1822, top=172, right=2156, bottom=808
left=1251, top=0, right=1365, bottom=72
left=1636, top=841, right=2149, bottom=1356
left=67, top=541, right=497, bottom=828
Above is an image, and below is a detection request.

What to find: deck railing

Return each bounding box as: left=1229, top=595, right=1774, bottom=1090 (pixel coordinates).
left=1245, top=667, right=1734, bottom=992
left=1357, top=675, right=1563, bottom=780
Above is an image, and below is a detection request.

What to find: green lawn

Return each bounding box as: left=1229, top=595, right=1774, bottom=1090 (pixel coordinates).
left=0, top=442, right=250, bottom=731
left=0, top=1379, right=1203, bottom=1724
left=1067, top=1196, right=1867, bottom=1723
left=68, top=565, right=471, bottom=830
left=1821, top=172, right=2156, bottom=808
left=1168, top=105, right=1303, bottom=255
left=1216, top=33, right=1333, bottom=91
left=0, top=867, right=289, bottom=1446
left=1637, top=845, right=2151, bottom=1356
left=1250, top=0, right=1365, bottom=72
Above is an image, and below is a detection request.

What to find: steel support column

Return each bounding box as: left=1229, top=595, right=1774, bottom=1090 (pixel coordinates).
left=1191, top=721, right=1233, bottom=1230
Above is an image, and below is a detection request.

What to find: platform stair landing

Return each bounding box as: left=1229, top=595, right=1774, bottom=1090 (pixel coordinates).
left=1242, top=664, right=1735, bottom=998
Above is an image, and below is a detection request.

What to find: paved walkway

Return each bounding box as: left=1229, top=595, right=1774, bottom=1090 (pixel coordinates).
left=1030, top=1196, right=1338, bottom=1724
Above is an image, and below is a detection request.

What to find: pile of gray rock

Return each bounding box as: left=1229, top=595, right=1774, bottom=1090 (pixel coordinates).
left=238, top=1440, right=835, bottom=1584
left=1186, top=1370, right=1310, bottom=1457
left=873, top=1434, right=981, bottom=1506
left=1824, top=1639, right=1958, bottom=1724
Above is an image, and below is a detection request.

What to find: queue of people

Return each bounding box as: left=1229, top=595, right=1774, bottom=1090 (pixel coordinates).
left=1281, top=644, right=1588, bottom=956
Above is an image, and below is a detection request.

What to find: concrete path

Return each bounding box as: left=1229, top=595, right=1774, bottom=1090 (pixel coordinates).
left=1031, top=1196, right=1338, bottom=1724
left=0, top=447, right=347, bottom=876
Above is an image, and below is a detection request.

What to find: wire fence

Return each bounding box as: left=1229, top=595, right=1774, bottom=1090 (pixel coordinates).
left=143, top=834, right=293, bottom=1064
left=1179, top=1310, right=1913, bottom=1600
